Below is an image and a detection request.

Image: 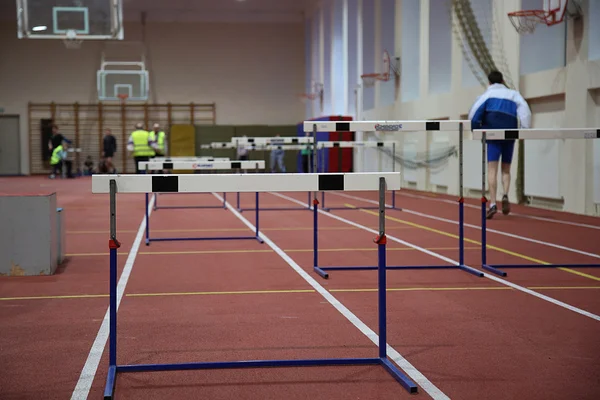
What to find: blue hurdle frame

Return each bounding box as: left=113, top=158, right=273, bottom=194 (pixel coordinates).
left=310, top=122, right=483, bottom=279
left=103, top=177, right=419, bottom=399
left=145, top=192, right=264, bottom=245
left=478, top=131, right=600, bottom=277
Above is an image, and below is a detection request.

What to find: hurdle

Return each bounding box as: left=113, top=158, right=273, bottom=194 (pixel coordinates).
left=473, top=128, right=600, bottom=277
left=92, top=171, right=418, bottom=399
left=315, top=140, right=401, bottom=212
left=305, top=120, right=483, bottom=279
left=137, top=160, right=266, bottom=245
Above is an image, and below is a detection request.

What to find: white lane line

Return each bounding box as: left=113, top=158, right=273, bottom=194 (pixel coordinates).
left=272, top=192, right=600, bottom=322
left=398, top=191, right=600, bottom=230
left=330, top=192, right=600, bottom=261
left=71, top=195, right=155, bottom=400
left=213, top=193, right=450, bottom=400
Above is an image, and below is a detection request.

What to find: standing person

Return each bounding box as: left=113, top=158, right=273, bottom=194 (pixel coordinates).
left=149, top=123, right=167, bottom=157
left=149, top=123, right=167, bottom=173
left=468, top=70, right=531, bottom=219
left=49, top=140, right=73, bottom=179
left=127, top=123, right=154, bottom=174
left=102, top=128, right=117, bottom=173
left=48, top=124, right=64, bottom=154
left=301, top=131, right=312, bottom=173
left=236, top=135, right=250, bottom=161
left=270, top=134, right=286, bottom=173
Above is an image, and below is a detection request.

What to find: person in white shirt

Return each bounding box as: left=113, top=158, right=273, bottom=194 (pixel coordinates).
left=468, top=70, right=531, bottom=219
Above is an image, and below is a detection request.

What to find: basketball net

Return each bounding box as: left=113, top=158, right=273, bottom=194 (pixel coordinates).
left=63, top=29, right=83, bottom=49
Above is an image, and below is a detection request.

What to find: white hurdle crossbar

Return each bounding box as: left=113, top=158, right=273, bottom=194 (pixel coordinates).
left=231, top=136, right=314, bottom=145
left=152, top=156, right=230, bottom=162
left=138, top=160, right=265, bottom=171
left=473, top=127, right=600, bottom=277
left=304, top=119, right=482, bottom=279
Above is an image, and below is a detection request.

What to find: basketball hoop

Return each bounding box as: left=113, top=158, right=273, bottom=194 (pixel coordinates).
left=298, top=82, right=323, bottom=103
left=508, top=0, right=580, bottom=34
left=507, top=9, right=553, bottom=34
left=360, top=50, right=399, bottom=90
left=117, top=93, right=129, bottom=104
left=62, top=29, right=83, bottom=49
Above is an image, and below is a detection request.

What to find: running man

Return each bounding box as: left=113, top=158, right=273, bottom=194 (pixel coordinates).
left=468, top=70, right=531, bottom=219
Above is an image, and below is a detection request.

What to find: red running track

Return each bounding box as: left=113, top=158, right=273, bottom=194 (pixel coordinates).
left=1, top=176, right=599, bottom=400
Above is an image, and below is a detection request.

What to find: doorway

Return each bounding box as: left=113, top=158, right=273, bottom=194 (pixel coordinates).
left=0, top=115, right=21, bottom=175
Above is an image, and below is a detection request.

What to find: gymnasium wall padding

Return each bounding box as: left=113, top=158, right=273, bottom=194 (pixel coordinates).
left=170, top=124, right=196, bottom=174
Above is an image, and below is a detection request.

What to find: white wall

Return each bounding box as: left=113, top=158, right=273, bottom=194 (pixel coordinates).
left=305, top=0, right=600, bottom=216
left=0, top=20, right=305, bottom=174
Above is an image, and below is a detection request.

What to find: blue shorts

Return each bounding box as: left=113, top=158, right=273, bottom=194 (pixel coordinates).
left=487, top=140, right=516, bottom=164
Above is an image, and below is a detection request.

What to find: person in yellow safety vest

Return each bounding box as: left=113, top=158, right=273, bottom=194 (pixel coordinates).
left=149, top=123, right=167, bottom=157
left=127, top=122, right=154, bottom=174
left=149, top=123, right=168, bottom=173
left=49, top=140, right=73, bottom=179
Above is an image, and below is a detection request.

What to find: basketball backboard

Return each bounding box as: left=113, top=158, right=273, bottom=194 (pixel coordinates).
left=97, top=43, right=149, bottom=101
left=16, top=0, right=123, bottom=40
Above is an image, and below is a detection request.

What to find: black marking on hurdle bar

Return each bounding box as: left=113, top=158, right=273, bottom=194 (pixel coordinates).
left=425, top=121, right=440, bottom=131
left=292, top=138, right=299, bottom=143
left=377, top=142, right=384, bottom=147
left=221, top=143, right=227, bottom=147
left=231, top=161, right=242, bottom=169
left=152, top=176, right=178, bottom=192
left=165, top=158, right=172, bottom=162
left=505, top=130, right=519, bottom=140
left=335, top=122, right=350, bottom=132
left=163, top=162, right=174, bottom=170
left=596, top=129, right=600, bottom=138
left=333, top=142, right=341, bottom=147
left=248, top=138, right=255, bottom=143
left=318, top=174, right=344, bottom=191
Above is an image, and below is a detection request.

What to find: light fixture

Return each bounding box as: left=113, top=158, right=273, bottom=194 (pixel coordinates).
left=32, top=25, right=47, bottom=31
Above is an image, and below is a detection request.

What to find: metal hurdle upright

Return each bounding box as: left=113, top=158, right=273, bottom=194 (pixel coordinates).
left=304, top=120, right=483, bottom=279
left=315, top=140, right=401, bottom=212
left=473, top=128, right=600, bottom=276
left=137, top=159, right=266, bottom=245
left=92, top=171, right=418, bottom=399
left=148, top=157, right=231, bottom=211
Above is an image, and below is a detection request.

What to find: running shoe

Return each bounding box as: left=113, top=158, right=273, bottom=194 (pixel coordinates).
left=502, top=195, right=511, bottom=215
left=486, top=204, right=497, bottom=219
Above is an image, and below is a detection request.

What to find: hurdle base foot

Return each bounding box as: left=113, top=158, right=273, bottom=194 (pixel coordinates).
left=379, top=358, right=419, bottom=394
left=459, top=265, right=484, bottom=277
left=103, top=365, right=117, bottom=400
left=482, top=264, right=507, bottom=277
left=313, top=266, right=329, bottom=279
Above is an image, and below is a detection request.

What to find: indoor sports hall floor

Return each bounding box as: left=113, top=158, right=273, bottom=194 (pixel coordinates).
left=1, top=176, right=600, bottom=400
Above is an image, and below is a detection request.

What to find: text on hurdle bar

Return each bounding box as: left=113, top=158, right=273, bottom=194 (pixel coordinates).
left=137, top=160, right=266, bottom=171
left=303, top=120, right=471, bottom=132
left=91, top=172, right=402, bottom=194
left=472, top=128, right=600, bottom=140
